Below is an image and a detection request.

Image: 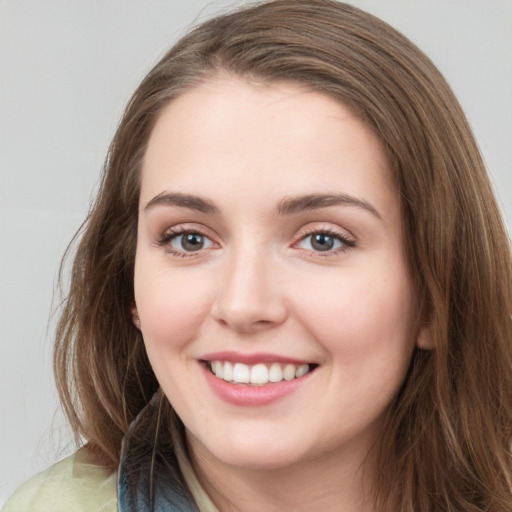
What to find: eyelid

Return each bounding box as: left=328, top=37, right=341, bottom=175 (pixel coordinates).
left=291, top=223, right=356, bottom=255
left=157, top=223, right=220, bottom=257
left=156, top=222, right=355, bottom=258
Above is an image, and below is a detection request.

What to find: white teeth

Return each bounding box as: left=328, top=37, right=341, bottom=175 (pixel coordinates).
left=268, top=363, right=283, bottom=382
left=209, top=361, right=313, bottom=385
left=283, top=364, right=296, bottom=381
left=223, top=362, right=233, bottom=381
left=250, top=364, right=269, bottom=384
left=233, top=363, right=250, bottom=383
left=212, top=361, right=224, bottom=379
left=296, top=364, right=309, bottom=378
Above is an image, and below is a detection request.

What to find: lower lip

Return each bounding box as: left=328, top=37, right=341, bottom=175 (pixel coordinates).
left=201, top=364, right=313, bottom=407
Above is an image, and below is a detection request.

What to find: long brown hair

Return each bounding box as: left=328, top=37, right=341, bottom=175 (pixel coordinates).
left=54, top=1, right=512, bottom=509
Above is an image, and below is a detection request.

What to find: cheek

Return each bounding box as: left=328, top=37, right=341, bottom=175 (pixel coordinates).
left=133, top=261, right=215, bottom=351
left=291, top=267, right=416, bottom=426
left=290, top=265, right=416, bottom=364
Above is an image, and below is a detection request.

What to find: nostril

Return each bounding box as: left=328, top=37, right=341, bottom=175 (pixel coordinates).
left=254, top=320, right=272, bottom=327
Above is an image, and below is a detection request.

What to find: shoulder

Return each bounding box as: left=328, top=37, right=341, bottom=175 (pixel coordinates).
left=2, top=449, right=117, bottom=512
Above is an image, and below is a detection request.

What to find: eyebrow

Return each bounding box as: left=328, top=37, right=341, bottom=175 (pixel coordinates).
left=144, top=191, right=381, bottom=219
left=275, top=193, right=382, bottom=219
left=144, top=192, right=220, bottom=214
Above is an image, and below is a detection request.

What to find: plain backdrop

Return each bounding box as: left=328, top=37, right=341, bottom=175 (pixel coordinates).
left=1, top=0, right=511, bottom=506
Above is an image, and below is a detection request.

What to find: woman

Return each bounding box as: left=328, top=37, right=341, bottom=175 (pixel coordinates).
left=4, top=0, right=512, bottom=511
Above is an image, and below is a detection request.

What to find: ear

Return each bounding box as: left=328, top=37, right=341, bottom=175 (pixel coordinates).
left=131, top=304, right=141, bottom=330
left=416, top=324, right=434, bottom=350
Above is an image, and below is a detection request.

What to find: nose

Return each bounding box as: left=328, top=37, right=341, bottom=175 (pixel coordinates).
left=210, top=248, right=288, bottom=334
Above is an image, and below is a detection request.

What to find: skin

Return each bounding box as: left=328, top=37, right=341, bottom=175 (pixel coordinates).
left=133, top=78, right=423, bottom=511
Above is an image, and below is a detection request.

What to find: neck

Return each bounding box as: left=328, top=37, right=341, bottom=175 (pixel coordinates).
left=187, top=434, right=378, bottom=512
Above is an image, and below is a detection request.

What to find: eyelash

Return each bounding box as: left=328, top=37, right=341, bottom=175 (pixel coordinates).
left=293, top=227, right=355, bottom=257
left=157, top=226, right=215, bottom=258
left=157, top=226, right=355, bottom=258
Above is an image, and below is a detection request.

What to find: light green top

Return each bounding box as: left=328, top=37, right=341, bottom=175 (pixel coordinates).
left=3, top=445, right=219, bottom=512
left=2, top=450, right=117, bottom=512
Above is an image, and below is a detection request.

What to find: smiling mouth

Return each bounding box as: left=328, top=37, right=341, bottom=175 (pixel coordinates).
left=204, top=361, right=318, bottom=386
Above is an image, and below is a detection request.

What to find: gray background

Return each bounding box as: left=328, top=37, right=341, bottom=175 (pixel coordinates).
left=1, top=0, right=511, bottom=505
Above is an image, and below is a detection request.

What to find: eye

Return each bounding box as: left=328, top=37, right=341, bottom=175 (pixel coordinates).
left=172, top=232, right=212, bottom=252
left=158, top=227, right=215, bottom=256
left=296, top=230, right=354, bottom=254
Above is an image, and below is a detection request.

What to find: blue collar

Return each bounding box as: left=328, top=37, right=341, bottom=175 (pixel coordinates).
left=116, top=394, right=199, bottom=512
left=118, top=461, right=199, bottom=512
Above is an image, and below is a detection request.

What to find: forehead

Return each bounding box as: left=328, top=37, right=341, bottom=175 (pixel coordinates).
left=140, top=78, right=397, bottom=216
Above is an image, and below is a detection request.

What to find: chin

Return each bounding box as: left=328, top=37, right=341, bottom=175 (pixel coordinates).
left=190, top=429, right=309, bottom=472
left=216, top=448, right=304, bottom=472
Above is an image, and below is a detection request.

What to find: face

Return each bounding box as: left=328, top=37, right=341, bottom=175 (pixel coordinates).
left=134, top=78, right=418, bottom=473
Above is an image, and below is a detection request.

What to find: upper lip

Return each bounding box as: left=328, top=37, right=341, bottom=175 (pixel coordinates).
left=201, top=351, right=313, bottom=365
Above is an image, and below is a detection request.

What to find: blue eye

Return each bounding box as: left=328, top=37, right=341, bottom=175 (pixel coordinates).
left=170, top=232, right=213, bottom=252
left=298, top=231, right=353, bottom=252
left=158, top=228, right=215, bottom=256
